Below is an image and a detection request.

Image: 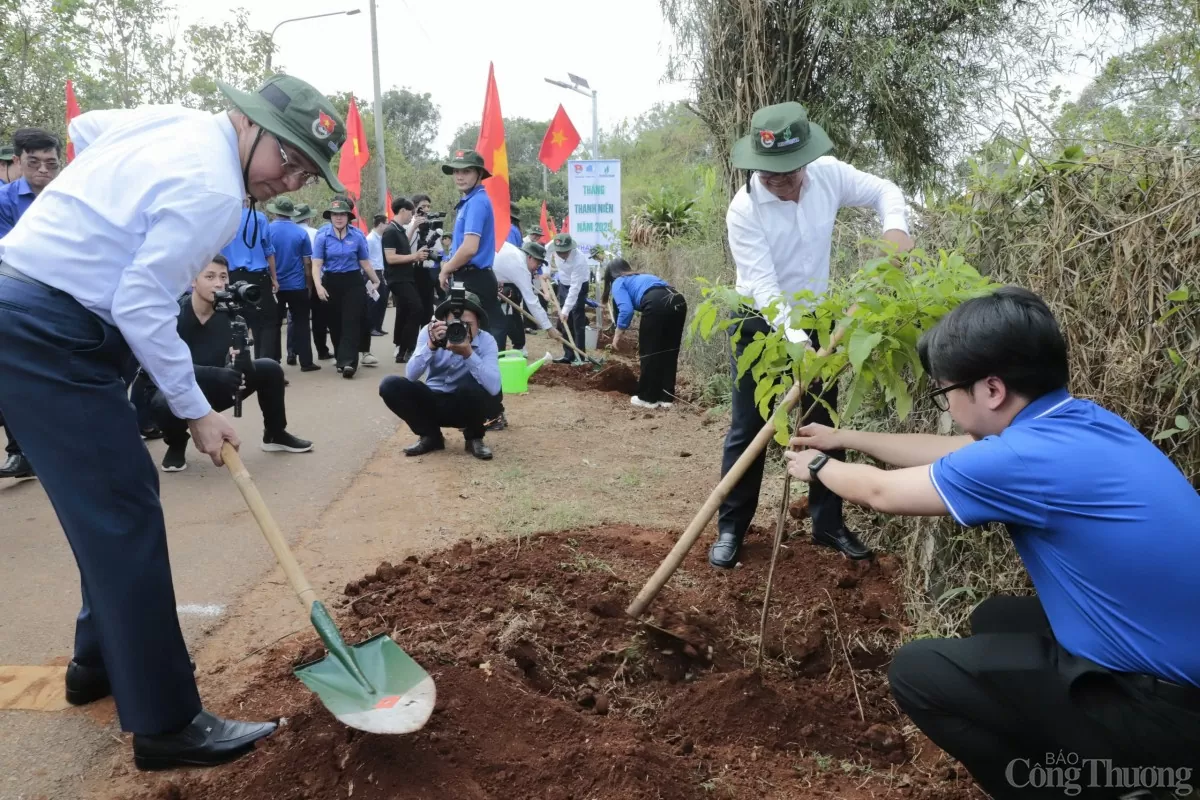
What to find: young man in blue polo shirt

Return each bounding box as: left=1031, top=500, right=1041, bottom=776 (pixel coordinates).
left=785, top=286, right=1200, bottom=797
left=266, top=196, right=318, bottom=372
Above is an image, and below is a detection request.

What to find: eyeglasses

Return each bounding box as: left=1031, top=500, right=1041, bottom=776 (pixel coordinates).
left=275, top=136, right=319, bottom=186
left=926, top=379, right=977, bottom=411
left=758, top=167, right=804, bottom=183
left=22, top=156, right=60, bottom=173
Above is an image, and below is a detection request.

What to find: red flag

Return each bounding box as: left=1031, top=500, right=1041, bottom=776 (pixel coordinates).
left=65, top=80, right=82, bottom=163
left=538, top=201, right=552, bottom=244
left=538, top=104, right=581, bottom=173
left=386, top=189, right=394, bottom=221
left=561, top=215, right=570, bottom=234
left=475, top=63, right=510, bottom=254
left=337, top=96, right=370, bottom=201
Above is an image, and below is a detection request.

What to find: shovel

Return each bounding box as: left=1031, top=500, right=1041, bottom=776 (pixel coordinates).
left=221, top=442, right=435, bottom=734
left=498, top=291, right=604, bottom=368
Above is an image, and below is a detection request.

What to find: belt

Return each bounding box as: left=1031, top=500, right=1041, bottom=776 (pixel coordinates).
left=0, top=262, right=56, bottom=292
left=459, top=264, right=492, bottom=272
left=230, top=267, right=269, bottom=275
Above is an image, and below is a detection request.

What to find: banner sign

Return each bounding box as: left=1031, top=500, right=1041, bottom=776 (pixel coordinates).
left=565, top=159, right=622, bottom=252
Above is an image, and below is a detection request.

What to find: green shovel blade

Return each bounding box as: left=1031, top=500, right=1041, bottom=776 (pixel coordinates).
left=294, top=602, right=436, bottom=735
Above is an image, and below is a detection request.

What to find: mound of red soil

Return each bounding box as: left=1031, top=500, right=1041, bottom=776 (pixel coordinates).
left=597, top=327, right=639, bottom=356
left=530, top=361, right=640, bottom=396
left=140, top=527, right=977, bottom=800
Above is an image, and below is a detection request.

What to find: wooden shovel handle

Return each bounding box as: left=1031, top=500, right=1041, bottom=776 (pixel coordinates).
left=498, top=292, right=591, bottom=361
left=625, top=313, right=855, bottom=619
left=222, top=442, right=319, bottom=614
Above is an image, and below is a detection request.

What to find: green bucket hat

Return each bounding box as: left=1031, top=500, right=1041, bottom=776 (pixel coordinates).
left=217, top=74, right=348, bottom=193
left=441, top=149, right=491, bottom=180
left=527, top=225, right=545, bottom=239
left=731, top=102, right=833, bottom=173
left=520, top=240, right=547, bottom=263
left=0, top=146, right=13, bottom=162
left=265, top=196, right=303, bottom=217
left=323, top=197, right=356, bottom=221
left=294, top=203, right=314, bottom=222
left=549, top=232, right=575, bottom=253
left=434, top=290, right=489, bottom=330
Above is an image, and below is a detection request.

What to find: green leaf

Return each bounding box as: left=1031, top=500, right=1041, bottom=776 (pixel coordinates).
left=736, top=337, right=766, bottom=379
left=1166, top=286, right=1190, bottom=303
left=841, top=372, right=869, bottom=422
left=697, top=303, right=719, bottom=339
left=1175, top=416, right=1191, bottom=431
left=1153, top=428, right=1181, bottom=441
left=1167, top=349, right=1183, bottom=368
left=847, top=329, right=883, bottom=373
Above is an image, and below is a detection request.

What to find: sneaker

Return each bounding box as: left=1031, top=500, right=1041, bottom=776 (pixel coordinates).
left=360, top=353, right=379, bottom=367
left=161, top=444, right=187, bottom=472
left=486, top=413, right=507, bottom=432
left=630, top=397, right=657, bottom=409
left=262, top=431, right=313, bottom=453
left=341, top=365, right=356, bottom=380
left=371, top=329, right=387, bottom=337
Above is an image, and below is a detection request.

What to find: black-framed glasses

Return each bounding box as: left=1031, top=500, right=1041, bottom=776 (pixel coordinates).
left=274, top=136, right=319, bottom=187
left=927, top=379, right=977, bottom=411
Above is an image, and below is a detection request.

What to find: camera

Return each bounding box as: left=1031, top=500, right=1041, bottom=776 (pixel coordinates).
left=434, top=281, right=470, bottom=348
left=213, top=280, right=263, bottom=312
left=418, top=211, right=446, bottom=235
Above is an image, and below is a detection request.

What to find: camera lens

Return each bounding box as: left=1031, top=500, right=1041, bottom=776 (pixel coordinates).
left=241, top=284, right=263, bottom=304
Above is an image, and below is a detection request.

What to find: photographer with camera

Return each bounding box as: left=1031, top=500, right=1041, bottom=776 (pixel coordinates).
left=382, top=195, right=430, bottom=364
left=220, top=198, right=279, bottom=361
left=378, top=283, right=501, bottom=461
left=141, top=255, right=312, bottom=472
left=311, top=197, right=380, bottom=379
left=409, top=193, right=445, bottom=315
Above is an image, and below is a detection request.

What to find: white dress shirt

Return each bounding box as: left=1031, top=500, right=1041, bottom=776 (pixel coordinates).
left=551, top=248, right=591, bottom=314
left=726, top=155, right=909, bottom=341
left=492, top=242, right=552, bottom=330
left=304, top=224, right=320, bottom=249
left=366, top=230, right=385, bottom=275
left=0, top=105, right=245, bottom=420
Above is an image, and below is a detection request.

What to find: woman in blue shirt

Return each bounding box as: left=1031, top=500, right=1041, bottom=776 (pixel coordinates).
left=311, top=198, right=380, bottom=379
left=603, top=258, right=688, bottom=409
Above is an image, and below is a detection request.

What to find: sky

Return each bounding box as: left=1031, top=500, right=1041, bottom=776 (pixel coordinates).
left=172, top=0, right=694, bottom=153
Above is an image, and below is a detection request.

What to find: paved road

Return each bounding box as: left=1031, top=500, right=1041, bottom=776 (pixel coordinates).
left=0, top=323, right=406, bottom=800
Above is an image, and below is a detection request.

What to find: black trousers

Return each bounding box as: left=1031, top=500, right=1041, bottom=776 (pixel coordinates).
left=228, top=268, right=279, bottom=362
left=498, top=282, right=525, bottom=352
left=557, top=281, right=589, bottom=358
left=457, top=266, right=507, bottom=345
left=379, top=375, right=502, bottom=441
left=0, top=268, right=199, bottom=734
left=369, top=277, right=390, bottom=333
left=276, top=288, right=312, bottom=367
left=323, top=270, right=368, bottom=370
left=146, top=360, right=288, bottom=448
left=636, top=287, right=687, bottom=404
left=890, top=595, right=1200, bottom=798
left=390, top=280, right=424, bottom=357
left=717, top=312, right=844, bottom=538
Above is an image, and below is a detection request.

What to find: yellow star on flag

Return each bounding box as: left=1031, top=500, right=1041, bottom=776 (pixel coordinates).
left=551, top=130, right=567, bottom=147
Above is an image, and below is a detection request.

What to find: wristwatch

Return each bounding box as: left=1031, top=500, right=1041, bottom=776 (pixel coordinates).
left=807, top=453, right=831, bottom=480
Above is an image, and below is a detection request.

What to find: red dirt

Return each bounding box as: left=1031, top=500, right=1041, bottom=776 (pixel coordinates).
left=530, top=361, right=640, bottom=396
left=135, top=526, right=980, bottom=800
left=598, top=327, right=639, bottom=356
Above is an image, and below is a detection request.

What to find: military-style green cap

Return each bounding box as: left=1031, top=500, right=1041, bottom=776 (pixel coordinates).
left=218, top=74, right=347, bottom=192
left=434, top=290, right=489, bottom=329
left=323, top=197, right=356, bottom=221
left=294, top=203, right=314, bottom=222
left=0, top=146, right=13, bottom=162
left=550, top=232, right=575, bottom=253
left=442, top=149, right=491, bottom=180
left=527, top=225, right=545, bottom=238
left=731, top=102, right=833, bottom=173
left=265, top=196, right=303, bottom=217
left=520, top=240, right=547, bottom=263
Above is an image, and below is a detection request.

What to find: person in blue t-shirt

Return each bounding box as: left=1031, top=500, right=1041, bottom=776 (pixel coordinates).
left=311, top=197, right=380, bottom=379
left=219, top=201, right=278, bottom=361
left=602, top=258, right=687, bottom=410
left=783, top=286, right=1200, bottom=797
left=265, top=196, right=318, bottom=372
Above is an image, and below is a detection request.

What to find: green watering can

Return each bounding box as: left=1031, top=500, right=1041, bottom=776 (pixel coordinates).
left=498, top=350, right=551, bottom=395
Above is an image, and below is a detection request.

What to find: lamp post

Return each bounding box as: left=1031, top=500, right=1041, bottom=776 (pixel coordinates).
left=265, top=10, right=362, bottom=71
left=368, top=0, right=387, bottom=216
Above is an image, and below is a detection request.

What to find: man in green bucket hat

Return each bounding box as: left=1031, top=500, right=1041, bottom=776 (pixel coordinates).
left=0, top=145, right=17, bottom=184
left=710, top=100, right=915, bottom=571
left=0, top=73, right=347, bottom=771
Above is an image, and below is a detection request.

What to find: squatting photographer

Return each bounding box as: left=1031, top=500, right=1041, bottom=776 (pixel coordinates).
left=137, top=255, right=313, bottom=473
left=377, top=284, right=501, bottom=461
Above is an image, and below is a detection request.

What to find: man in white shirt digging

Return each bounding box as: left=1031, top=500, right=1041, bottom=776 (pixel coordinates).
left=710, top=101, right=914, bottom=569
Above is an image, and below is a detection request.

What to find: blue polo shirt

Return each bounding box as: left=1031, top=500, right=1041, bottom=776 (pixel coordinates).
left=506, top=224, right=523, bottom=247
left=268, top=218, right=312, bottom=292
left=451, top=185, right=495, bottom=269
left=930, top=388, right=1200, bottom=686
left=220, top=208, right=274, bottom=271
left=314, top=225, right=369, bottom=274
left=0, top=177, right=37, bottom=237
left=612, top=273, right=670, bottom=329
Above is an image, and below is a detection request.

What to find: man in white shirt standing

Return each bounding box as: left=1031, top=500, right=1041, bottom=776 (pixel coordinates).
left=0, top=75, right=347, bottom=770
left=492, top=239, right=564, bottom=351
left=366, top=214, right=389, bottom=336
left=548, top=233, right=592, bottom=364
left=711, top=101, right=914, bottom=569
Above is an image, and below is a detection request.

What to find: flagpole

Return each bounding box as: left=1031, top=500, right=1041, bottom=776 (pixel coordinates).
left=369, top=0, right=388, bottom=216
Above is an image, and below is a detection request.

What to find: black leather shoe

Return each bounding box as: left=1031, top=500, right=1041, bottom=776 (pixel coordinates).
left=132, top=709, right=277, bottom=771
left=66, top=657, right=197, bottom=706
left=708, top=528, right=743, bottom=569
left=812, top=527, right=873, bottom=560
left=286, top=354, right=297, bottom=366
left=465, top=438, right=493, bottom=460
left=0, top=453, right=34, bottom=479
left=404, top=436, right=445, bottom=456
left=300, top=363, right=321, bottom=372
